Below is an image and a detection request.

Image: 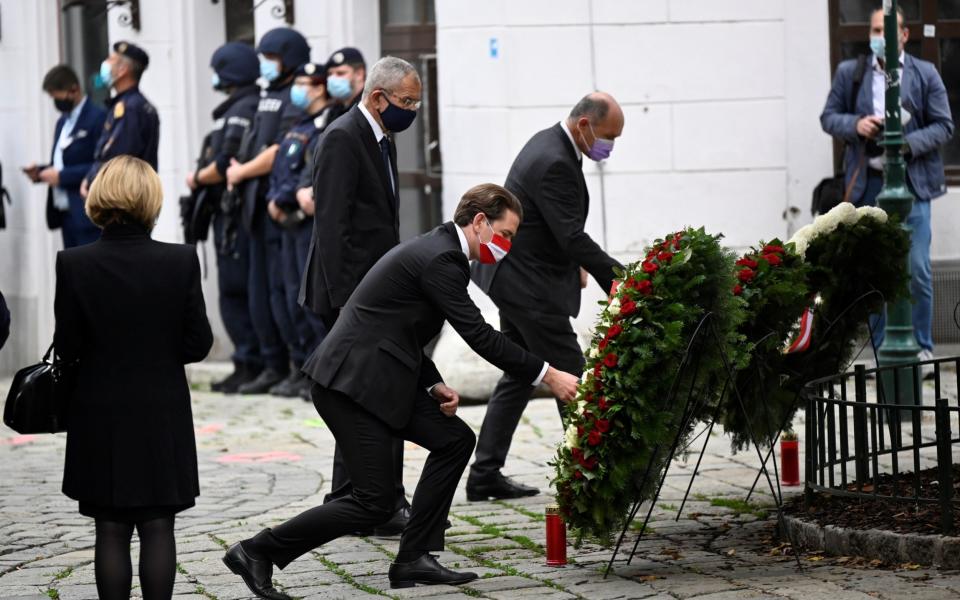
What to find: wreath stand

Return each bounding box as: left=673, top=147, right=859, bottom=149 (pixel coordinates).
left=603, top=312, right=803, bottom=577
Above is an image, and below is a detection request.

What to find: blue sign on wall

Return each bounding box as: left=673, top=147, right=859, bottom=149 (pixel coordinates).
left=489, top=37, right=499, bottom=59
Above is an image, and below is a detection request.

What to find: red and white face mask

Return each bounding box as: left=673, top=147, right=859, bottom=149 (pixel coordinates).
left=477, top=218, right=511, bottom=264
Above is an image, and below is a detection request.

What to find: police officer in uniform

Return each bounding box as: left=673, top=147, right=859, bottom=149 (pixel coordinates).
left=185, top=42, right=263, bottom=393
left=225, top=28, right=310, bottom=395
left=263, top=62, right=335, bottom=399
left=324, top=47, right=366, bottom=119
left=80, top=42, right=159, bottom=197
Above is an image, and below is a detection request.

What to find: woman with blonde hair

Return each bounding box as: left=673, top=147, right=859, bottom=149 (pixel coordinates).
left=54, top=155, right=213, bottom=599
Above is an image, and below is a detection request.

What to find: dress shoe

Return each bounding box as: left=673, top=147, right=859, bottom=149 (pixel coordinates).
left=466, top=472, right=539, bottom=501
left=374, top=505, right=410, bottom=536
left=388, top=553, right=478, bottom=588
left=222, top=541, right=290, bottom=600
left=269, top=371, right=306, bottom=398
left=238, top=367, right=288, bottom=395
left=212, top=363, right=260, bottom=394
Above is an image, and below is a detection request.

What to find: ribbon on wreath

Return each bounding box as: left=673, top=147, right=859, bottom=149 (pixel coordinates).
left=784, top=296, right=818, bottom=354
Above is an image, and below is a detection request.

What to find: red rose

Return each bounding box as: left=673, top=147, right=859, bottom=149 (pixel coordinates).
left=583, top=410, right=594, bottom=421
left=585, top=392, right=594, bottom=404
left=607, top=324, right=623, bottom=338
left=657, top=251, right=673, bottom=263
left=737, top=268, right=756, bottom=283
left=625, top=277, right=637, bottom=289
left=733, top=284, right=743, bottom=296
left=588, top=430, right=602, bottom=446
left=581, top=455, right=598, bottom=470
left=646, top=250, right=657, bottom=260
left=598, top=338, right=609, bottom=351
left=763, top=244, right=785, bottom=254
left=763, top=253, right=782, bottom=266
left=594, top=364, right=602, bottom=378
left=571, top=447, right=583, bottom=461
left=603, top=353, right=618, bottom=368
left=598, top=397, right=609, bottom=411
left=577, top=425, right=584, bottom=437
left=636, top=279, right=653, bottom=296
left=595, top=418, right=610, bottom=433
left=620, top=300, right=637, bottom=317
left=672, top=237, right=681, bottom=249
left=574, top=470, right=584, bottom=480
left=594, top=379, right=603, bottom=391
left=642, top=260, right=658, bottom=274
left=735, top=257, right=758, bottom=269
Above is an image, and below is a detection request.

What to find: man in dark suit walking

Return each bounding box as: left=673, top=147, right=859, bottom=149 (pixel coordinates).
left=299, top=56, right=422, bottom=532
left=467, top=92, right=625, bottom=501
left=224, top=184, right=579, bottom=598
left=23, top=65, right=106, bottom=247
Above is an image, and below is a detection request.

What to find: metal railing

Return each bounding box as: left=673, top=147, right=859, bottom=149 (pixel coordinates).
left=803, top=357, right=960, bottom=534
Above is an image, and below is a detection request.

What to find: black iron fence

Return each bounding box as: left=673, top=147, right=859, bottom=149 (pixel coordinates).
left=803, top=356, right=960, bottom=534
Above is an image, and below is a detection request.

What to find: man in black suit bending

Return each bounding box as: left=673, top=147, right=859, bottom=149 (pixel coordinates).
left=224, top=184, right=580, bottom=597
left=299, top=55, right=422, bottom=532
left=468, top=92, right=625, bottom=501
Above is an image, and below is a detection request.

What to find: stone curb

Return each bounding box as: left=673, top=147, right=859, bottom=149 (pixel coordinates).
left=781, top=512, right=960, bottom=569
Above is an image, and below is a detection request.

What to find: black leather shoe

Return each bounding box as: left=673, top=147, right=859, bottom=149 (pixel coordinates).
left=212, top=363, right=260, bottom=394
left=238, top=367, right=289, bottom=395
left=466, top=473, right=539, bottom=501
left=389, top=553, right=478, bottom=588
left=374, top=506, right=410, bottom=536
left=222, top=542, right=290, bottom=600
left=268, top=371, right=306, bottom=398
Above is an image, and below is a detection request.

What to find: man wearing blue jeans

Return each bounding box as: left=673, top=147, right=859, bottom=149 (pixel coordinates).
left=820, top=6, right=954, bottom=362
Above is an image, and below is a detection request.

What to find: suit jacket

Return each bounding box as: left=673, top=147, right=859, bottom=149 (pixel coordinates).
left=473, top=124, right=621, bottom=317
left=299, top=105, right=399, bottom=317
left=820, top=53, right=954, bottom=202
left=54, top=223, right=213, bottom=508
left=303, top=222, right=543, bottom=429
left=45, top=99, right=107, bottom=230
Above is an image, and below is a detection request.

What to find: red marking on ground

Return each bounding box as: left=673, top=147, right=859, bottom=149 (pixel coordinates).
left=195, top=423, right=224, bottom=435
left=0, top=435, right=37, bottom=446
left=216, top=451, right=302, bottom=464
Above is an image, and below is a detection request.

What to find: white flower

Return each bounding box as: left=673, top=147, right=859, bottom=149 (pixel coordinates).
left=565, top=424, right=580, bottom=449
left=576, top=400, right=587, bottom=416
left=788, top=224, right=815, bottom=258
left=581, top=370, right=589, bottom=383
left=832, top=201, right=858, bottom=225
left=856, top=205, right=888, bottom=223
left=607, top=296, right=620, bottom=313
left=589, top=346, right=600, bottom=359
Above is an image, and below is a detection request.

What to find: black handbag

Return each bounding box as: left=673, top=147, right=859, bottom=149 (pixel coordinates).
left=3, top=343, right=75, bottom=434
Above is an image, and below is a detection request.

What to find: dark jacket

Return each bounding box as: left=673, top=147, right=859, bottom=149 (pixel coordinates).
left=54, top=223, right=213, bottom=508
left=299, top=105, right=400, bottom=318
left=303, top=222, right=543, bottom=429
left=473, top=124, right=621, bottom=317
left=45, top=99, right=107, bottom=230
left=820, top=53, right=954, bottom=202
left=86, top=86, right=160, bottom=183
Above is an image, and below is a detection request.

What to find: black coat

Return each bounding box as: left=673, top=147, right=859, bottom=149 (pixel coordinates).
left=472, top=123, right=621, bottom=317
left=302, top=222, right=543, bottom=429
left=54, top=223, right=213, bottom=509
left=299, top=106, right=399, bottom=319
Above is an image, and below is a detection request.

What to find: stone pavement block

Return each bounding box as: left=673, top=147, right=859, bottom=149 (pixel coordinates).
left=57, top=583, right=99, bottom=600
left=298, top=582, right=380, bottom=598
left=485, top=585, right=577, bottom=599
left=647, top=573, right=745, bottom=598
left=463, top=575, right=542, bottom=593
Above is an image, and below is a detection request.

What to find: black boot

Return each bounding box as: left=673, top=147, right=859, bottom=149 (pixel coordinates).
left=269, top=371, right=306, bottom=398
left=238, top=367, right=289, bottom=395
left=213, top=363, right=260, bottom=394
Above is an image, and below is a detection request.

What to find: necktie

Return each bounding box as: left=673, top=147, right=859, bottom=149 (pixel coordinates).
left=379, top=137, right=396, bottom=204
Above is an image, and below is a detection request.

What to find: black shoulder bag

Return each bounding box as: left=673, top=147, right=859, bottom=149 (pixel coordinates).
left=3, top=343, right=76, bottom=434
left=811, top=54, right=869, bottom=216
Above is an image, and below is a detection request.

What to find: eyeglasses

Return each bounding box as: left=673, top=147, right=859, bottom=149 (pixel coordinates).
left=380, top=88, right=421, bottom=111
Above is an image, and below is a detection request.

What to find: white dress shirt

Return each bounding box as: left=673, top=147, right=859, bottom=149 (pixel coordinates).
left=358, top=102, right=396, bottom=194
left=559, top=120, right=583, bottom=161
left=52, top=96, right=87, bottom=210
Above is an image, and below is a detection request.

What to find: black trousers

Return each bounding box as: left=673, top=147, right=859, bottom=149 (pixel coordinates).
left=246, top=385, right=475, bottom=568
left=469, top=306, right=584, bottom=483
left=317, top=310, right=407, bottom=508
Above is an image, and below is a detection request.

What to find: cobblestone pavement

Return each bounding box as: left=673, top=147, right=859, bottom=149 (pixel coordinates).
left=2, top=372, right=960, bottom=600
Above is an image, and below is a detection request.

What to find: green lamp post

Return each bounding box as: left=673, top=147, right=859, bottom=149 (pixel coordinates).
left=875, top=0, right=919, bottom=414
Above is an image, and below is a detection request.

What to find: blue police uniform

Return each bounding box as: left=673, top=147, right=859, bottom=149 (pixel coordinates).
left=235, top=28, right=310, bottom=388
left=86, top=86, right=159, bottom=184
left=265, top=107, right=334, bottom=368
left=206, top=83, right=262, bottom=374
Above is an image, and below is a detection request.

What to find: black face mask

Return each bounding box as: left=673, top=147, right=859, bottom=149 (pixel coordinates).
left=54, top=97, right=75, bottom=113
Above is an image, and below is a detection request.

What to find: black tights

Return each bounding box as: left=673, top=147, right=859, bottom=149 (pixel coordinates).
left=94, top=516, right=176, bottom=600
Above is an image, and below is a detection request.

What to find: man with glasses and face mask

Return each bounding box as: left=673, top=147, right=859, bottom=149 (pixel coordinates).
left=79, top=42, right=159, bottom=199
left=299, top=55, right=422, bottom=537
left=468, top=92, right=625, bottom=501
left=23, top=65, right=106, bottom=247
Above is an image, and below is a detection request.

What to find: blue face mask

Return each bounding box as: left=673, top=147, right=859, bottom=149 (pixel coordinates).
left=327, top=76, right=352, bottom=100
left=97, top=60, right=114, bottom=89
left=290, top=84, right=311, bottom=109
left=870, top=36, right=885, bottom=59
left=259, top=57, right=280, bottom=82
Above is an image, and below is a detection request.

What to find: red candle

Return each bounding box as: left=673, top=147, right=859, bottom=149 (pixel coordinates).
left=545, top=504, right=567, bottom=566
left=780, top=439, right=800, bottom=486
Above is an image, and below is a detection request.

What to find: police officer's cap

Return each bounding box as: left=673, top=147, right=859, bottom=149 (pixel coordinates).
left=325, top=47, right=365, bottom=72
left=113, top=41, right=149, bottom=69
left=256, top=28, right=311, bottom=72
left=295, top=62, right=327, bottom=85
left=211, top=42, right=259, bottom=87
